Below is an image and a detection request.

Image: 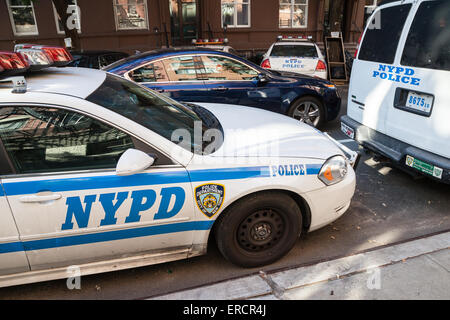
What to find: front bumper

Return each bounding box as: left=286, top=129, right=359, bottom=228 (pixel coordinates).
left=341, top=115, right=450, bottom=184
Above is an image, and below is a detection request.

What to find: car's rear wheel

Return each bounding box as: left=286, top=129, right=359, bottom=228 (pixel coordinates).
left=288, top=96, right=325, bottom=128
left=215, top=192, right=302, bottom=268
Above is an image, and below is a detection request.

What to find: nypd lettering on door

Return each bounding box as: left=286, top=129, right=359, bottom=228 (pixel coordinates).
left=61, top=187, right=186, bottom=230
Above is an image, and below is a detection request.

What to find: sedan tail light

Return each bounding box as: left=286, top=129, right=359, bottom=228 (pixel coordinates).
left=261, top=59, right=271, bottom=69
left=316, top=60, right=327, bottom=71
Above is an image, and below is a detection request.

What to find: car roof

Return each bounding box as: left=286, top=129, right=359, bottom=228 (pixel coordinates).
left=104, top=47, right=254, bottom=75
left=0, top=67, right=106, bottom=99
left=70, top=50, right=128, bottom=56
left=272, top=41, right=316, bottom=46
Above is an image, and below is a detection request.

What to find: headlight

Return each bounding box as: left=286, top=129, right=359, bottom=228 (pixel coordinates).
left=318, top=155, right=348, bottom=186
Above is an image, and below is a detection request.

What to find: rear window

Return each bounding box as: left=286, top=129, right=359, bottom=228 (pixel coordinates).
left=358, top=4, right=412, bottom=64
left=270, top=45, right=318, bottom=58
left=401, top=0, right=450, bottom=72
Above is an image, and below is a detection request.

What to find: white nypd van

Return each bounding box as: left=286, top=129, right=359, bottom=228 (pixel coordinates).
left=0, top=46, right=357, bottom=287
left=341, top=0, right=450, bottom=183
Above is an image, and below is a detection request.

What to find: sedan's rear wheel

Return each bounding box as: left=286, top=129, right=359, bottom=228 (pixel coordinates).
left=215, top=192, right=302, bottom=268
left=289, top=96, right=325, bottom=128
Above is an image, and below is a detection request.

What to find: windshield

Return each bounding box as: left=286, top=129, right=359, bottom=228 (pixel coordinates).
left=270, top=45, right=318, bottom=58
left=86, top=74, right=221, bottom=155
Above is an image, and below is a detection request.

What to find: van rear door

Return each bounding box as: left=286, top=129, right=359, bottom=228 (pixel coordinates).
left=385, top=0, right=450, bottom=159
left=348, top=3, right=412, bottom=134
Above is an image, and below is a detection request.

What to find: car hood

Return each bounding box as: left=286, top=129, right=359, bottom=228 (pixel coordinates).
left=193, top=103, right=343, bottom=160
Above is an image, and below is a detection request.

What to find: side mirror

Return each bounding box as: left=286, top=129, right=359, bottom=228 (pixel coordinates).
left=116, top=149, right=155, bottom=176
left=254, top=73, right=269, bottom=86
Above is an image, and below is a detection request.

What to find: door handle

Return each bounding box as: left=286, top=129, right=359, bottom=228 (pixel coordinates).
left=155, top=89, right=165, bottom=93
left=212, top=87, right=228, bottom=92
left=19, top=194, right=62, bottom=203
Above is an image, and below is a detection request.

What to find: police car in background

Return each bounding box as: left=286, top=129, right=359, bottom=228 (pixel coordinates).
left=190, top=38, right=239, bottom=55
left=261, top=36, right=328, bottom=79
left=0, top=45, right=357, bottom=287
left=341, top=0, right=450, bottom=183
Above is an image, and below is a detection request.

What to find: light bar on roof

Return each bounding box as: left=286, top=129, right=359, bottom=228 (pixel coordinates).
left=192, top=38, right=229, bottom=45
left=277, top=35, right=314, bottom=41
left=0, top=52, right=29, bottom=77
left=16, top=48, right=54, bottom=71
left=14, top=44, right=73, bottom=67
left=32, top=46, right=73, bottom=67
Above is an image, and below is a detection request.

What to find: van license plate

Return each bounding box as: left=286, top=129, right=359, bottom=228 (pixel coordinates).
left=341, top=122, right=355, bottom=139
left=405, top=155, right=443, bottom=179
left=405, top=92, right=433, bottom=115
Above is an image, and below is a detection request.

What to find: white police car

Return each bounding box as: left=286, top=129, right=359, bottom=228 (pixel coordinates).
left=0, top=45, right=357, bottom=287
left=261, top=36, right=328, bottom=79
left=341, top=0, right=450, bottom=183
left=191, top=38, right=239, bottom=55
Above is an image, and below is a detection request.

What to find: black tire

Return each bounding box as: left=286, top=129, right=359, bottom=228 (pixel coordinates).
left=288, top=96, right=325, bottom=128
left=215, top=192, right=302, bottom=268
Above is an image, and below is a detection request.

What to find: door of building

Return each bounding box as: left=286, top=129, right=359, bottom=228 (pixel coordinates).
left=170, top=0, right=199, bottom=46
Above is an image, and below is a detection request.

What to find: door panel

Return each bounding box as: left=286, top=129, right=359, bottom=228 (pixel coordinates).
left=0, top=182, right=29, bottom=276
left=129, top=56, right=209, bottom=102
left=385, top=0, right=450, bottom=158
left=2, top=169, right=195, bottom=270
left=0, top=106, right=196, bottom=270
left=349, top=4, right=412, bottom=134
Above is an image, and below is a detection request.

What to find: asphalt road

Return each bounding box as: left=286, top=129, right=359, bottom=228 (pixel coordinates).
left=1, top=86, right=449, bottom=300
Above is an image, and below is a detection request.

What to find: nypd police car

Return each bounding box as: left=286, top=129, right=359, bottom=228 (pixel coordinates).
left=0, top=45, right=357, bottom=287
left=261, top=36, right=328, bottom=80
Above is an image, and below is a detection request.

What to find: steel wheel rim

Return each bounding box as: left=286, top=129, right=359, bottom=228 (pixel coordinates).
left=292, top=101, right=321, bottom=127
left=237, top=209, right=285, bottom=253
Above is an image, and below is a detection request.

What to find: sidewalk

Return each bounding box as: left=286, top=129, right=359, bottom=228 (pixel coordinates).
left=150, top=231, right=450, bottom=300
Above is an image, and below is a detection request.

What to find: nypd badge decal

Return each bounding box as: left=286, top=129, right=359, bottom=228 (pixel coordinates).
left=195, top=184, right=225, bottom=218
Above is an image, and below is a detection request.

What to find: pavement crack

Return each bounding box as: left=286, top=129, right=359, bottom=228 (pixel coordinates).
left=258, top=271, right=285, bottom=300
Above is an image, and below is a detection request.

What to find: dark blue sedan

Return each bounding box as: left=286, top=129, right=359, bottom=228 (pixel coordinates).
left=105, top=48, right=341, bottom=128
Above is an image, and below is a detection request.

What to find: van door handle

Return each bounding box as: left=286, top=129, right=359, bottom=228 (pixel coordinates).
left=19, top=194, right=62, bottom=203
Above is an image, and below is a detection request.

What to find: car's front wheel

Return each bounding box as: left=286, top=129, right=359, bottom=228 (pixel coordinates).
left=215, top=192, right=302, bottom=268
left=288, top=96, right=325, bottom=128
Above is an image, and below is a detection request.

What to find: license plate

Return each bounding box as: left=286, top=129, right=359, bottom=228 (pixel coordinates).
left=405, top=92, right=433, bottom=115
left=341, top=122, right=355, bottom=139
left=405, top=155, right=443, bottom=179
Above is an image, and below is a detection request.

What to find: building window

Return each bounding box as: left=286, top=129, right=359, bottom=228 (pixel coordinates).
left=113, top=0, right=149, bottom=30
left=221, top=0, right=251, bottom=28
left=279, top=0, right=308, bottom=28
left=53, top=0, right=81, bottom=34
left=364, top=0, right=378, bottom=25
left=6, top=0, right=38, bottom=36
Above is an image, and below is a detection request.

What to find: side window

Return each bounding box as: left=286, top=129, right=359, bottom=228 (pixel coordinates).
left=199, top=56, right=258, bottom=81
left=358, top=4, right=412, bottom=64
left=401, top=0, right=450, bottom=72
left=0, top=106, right=134, bottom=174
left=128, top=60, right=169, bottom=83
left=161, top=56, right=204, bottom=81
left=98, top=54, right=119, bottom=69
